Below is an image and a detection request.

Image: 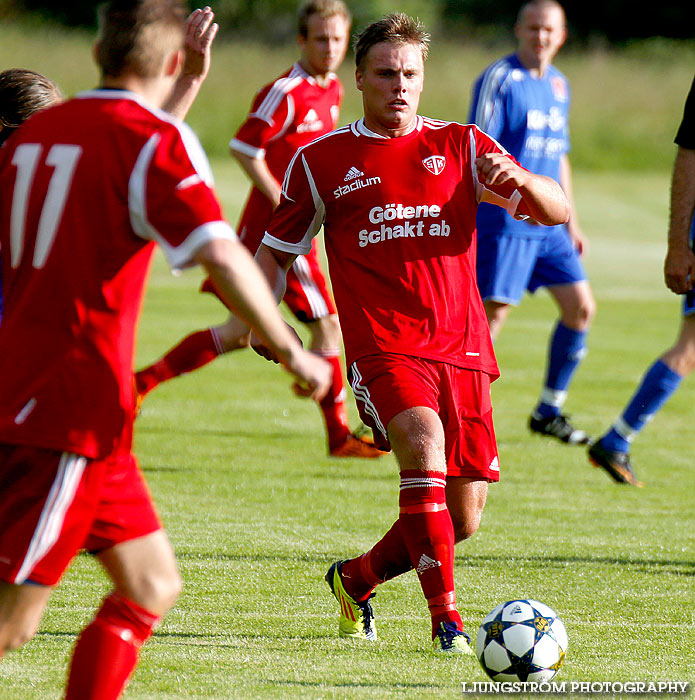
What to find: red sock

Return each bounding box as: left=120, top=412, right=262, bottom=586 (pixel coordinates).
left=135, top=328, right=223, bottom=396
left=397, top=470, right=462, bottom=637
left=316, top=350, right=351, bottom=449
left=65, top=593, right=161, bottom=700
left=340, top=521, right=413, bottom=602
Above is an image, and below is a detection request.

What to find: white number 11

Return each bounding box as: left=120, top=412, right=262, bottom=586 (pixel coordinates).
left=10, top=143, right=82, bottom=269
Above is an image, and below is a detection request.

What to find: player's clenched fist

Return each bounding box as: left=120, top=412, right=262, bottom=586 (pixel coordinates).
left=475, top=153, right=529, bottom=188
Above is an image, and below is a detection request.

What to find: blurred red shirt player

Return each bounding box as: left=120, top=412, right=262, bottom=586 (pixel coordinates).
left=0, top=4, right=330, bottom=699
left=134, top=0, right=383, bottom=458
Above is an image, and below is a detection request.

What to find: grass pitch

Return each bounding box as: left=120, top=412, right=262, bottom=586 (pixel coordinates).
left=2, top=161, right=694, bottom=699
left=1, top=21, right=694, bottom=699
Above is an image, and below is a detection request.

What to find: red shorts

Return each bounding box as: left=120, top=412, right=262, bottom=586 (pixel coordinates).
left=283, top=245, right=337, bottom=323
left=349, top=354, right=500, bottom=481
left=200, top=242, right=336, bottom=324
left=0, top=445, right=161, bottom=586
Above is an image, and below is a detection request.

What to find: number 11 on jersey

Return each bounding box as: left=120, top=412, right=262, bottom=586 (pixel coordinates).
left=10, top=143, right=82, bottom=270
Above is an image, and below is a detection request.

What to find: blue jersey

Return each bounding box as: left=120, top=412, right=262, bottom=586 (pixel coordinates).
left=469, top=53, right=570, bottom=239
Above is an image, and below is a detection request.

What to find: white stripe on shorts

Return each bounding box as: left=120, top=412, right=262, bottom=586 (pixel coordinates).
left=350, top=362, right=387, bottom=439
left=14, top=452, right=87, bottom=584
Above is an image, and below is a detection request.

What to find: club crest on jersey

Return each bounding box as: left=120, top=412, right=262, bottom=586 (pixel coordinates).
left=422, top=155, right=446, bottom=175
left=551, top=76, right=568, bottom=102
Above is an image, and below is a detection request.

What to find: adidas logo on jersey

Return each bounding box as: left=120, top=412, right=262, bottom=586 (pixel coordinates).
left=416, top=553, right=441, bottom=574
left=297, top=108, right=324, bottom=133
left=488, top=456, right=499, bottom=472
left=344, top=166, right=364, bottom=181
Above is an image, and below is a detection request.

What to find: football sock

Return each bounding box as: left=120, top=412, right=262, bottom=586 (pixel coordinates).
left=65, top=592, right=161, bottom=700
left=397, top=470, right=462, bottom=637
left=339, top=521, right=413, bottom=602
left=535, top=321, right=587, bottom=418
left=600, top=359, right=682, bottom=453
left=134, top=327, right=223, bottom=396
left=316, top=350, right=351, bottom=450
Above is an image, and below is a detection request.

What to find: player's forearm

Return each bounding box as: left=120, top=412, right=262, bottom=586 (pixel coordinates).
left=230, top=149, right=282, bottom=208
left=163, top=75, right=204, bottom=120
left=559, top=155, right=581, bottom=231
left=195, top=238, right=299, bottom=365
left=667, top=147, right=695, bottom=255
left=519, top=174, right=570, bottom=226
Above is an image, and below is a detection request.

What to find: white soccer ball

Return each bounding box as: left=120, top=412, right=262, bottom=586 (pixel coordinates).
left=475, top=599, right=568, bottom=682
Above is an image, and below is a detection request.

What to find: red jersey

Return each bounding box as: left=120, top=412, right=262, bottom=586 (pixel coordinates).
left=0, top=90, right=235, bottom=459
left=230, top=62, right=342, bottom=250
left=264, top=117, right=526, bottom=375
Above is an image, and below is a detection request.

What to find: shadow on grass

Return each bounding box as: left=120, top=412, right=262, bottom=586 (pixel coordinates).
left=137, top=424, right=291, bottom=441
left=172, top=548, right=695, bottom=576
left=460, top=552, right=695, bottom=576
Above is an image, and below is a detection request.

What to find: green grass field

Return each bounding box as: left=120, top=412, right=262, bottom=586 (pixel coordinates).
left=2, top=162, right=694, bottom=699
left=1, top=20, right=695, bottom=700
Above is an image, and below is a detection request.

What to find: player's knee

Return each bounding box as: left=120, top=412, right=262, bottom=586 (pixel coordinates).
left=126, top=569, right=182, bottom=615
left=398, top=436, right=444, bottom=472
left=389, top=410, right=446, bottom=472
left=580, top=295, right=596, bottom=326
left=451, top=513, right=482, bottom=543
left=219, top=329, right=251, bottom=352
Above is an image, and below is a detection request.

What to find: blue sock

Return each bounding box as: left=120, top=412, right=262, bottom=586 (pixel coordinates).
left=600, top=359, right=682, bottom=453
left=535, top=322, right=587, bottom=418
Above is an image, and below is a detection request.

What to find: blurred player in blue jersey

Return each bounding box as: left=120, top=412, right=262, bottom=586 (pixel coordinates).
left=588, top=75, right=695, bottom=487
left=469, top=0, right=595, bottom=445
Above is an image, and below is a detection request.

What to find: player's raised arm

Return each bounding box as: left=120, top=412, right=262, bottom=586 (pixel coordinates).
left=164, top=6, right=218, bottom=120
left=476, top=152, right=570, bottom=226
left=192, top=237, right=330, bottom=401
left=664, top=146, right=695, bottom=294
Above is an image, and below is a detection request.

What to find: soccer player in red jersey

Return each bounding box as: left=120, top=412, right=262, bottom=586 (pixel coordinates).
left=252, top=14, right=570, bottom=652
left=133, top=1, right=385, bottom=458
left=0, top=3, right=331, bottom=698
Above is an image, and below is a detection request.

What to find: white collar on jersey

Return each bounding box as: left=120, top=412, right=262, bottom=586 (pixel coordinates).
left=354, top=115, right=423, bottom=139
left=292, top=61, right=336, bottom=86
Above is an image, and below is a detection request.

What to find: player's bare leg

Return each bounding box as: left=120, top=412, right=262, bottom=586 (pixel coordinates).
left=386, top=407, right=471, bottom=652
left=483, top=299, right=513, bottom=343
left=661, top=314, right=695, bottom=374
left=327, top=406, right=467, bottom=650
left=589, top=314, right=695, bottom=487
left=549, top=280, right=595, bottom=332
left=530, top=280, right=595, bottom=445
left=445, top=477, right=488, bottom=544
left=0, top=581, right=53, bottom=656
left=65, top=531, right=181, bottom=699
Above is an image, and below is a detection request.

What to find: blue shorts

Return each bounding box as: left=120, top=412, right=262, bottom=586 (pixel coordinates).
left=476, top=228, right=587, bottom=305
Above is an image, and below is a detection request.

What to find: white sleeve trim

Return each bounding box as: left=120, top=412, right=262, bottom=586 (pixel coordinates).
left=262, top=231, right=311, bottom=256
left=479, top=187, right=524, bottom=218
left=469, top=129, right=526, bottom=220
left=229, top=138, right=265, bottom=160
left=162, top=220, right=238, bottom=272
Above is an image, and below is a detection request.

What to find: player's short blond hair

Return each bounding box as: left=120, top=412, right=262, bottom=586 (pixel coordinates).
left=298, top=0, right=352, bottom=38
left=95, top=0, right=186, bottom=79
left=353, top=13, right=430, bottom=69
